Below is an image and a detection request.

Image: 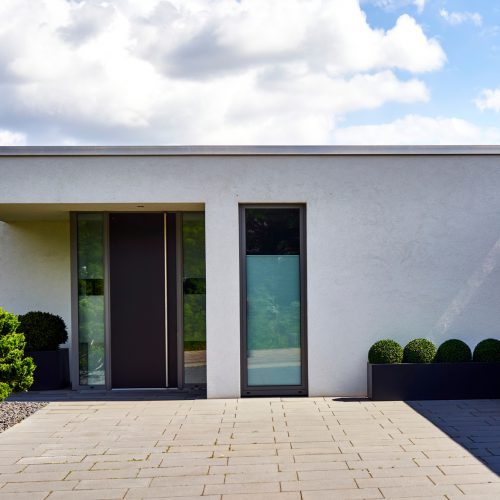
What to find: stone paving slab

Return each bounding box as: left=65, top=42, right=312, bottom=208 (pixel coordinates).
left=0, top=398, right=499, bottom=498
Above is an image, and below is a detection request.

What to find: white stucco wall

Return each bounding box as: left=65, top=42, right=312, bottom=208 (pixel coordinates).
left=0, top=221, right=71, bottom=344
left=2, top=152, right=500, bottom=397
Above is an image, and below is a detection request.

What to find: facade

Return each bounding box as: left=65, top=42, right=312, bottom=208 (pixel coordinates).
left=1, top=146, right=500, bottom=398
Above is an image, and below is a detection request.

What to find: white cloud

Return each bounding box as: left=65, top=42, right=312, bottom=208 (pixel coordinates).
left=475, top=88, right=500, bottom=112
left=0, top=0, right=446, bottom=145
left=333, top=115, right=500, bottom=144
left=414, top=0, right=426, bottom=13
left=440, top=9, right=482, bottom=27
left=0, top=130, right=26, bottom=146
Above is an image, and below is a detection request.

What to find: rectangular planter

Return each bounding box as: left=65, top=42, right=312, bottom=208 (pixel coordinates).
left=26, top=349, right=70, bottom=391
left=368, top=362, right=500, bottom=401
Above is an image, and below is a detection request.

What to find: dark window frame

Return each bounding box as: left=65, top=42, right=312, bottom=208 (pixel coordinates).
left=239, top=204, right=308, bottom=397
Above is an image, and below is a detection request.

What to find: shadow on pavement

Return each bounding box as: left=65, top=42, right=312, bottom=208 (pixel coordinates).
left=407, top=399, right=500, bottom=474
left=7, top=386, right=207, bottom=402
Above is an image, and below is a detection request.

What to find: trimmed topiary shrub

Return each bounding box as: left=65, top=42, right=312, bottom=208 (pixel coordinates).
left=18, top=312, right=68, bottom=351
left=473, top=339, right=500, bottom=362
left=403, top=338, right=436, bottom=363
left=435, top=339, right=472, bottom=363
left=368, top=339, right=404, bottom=364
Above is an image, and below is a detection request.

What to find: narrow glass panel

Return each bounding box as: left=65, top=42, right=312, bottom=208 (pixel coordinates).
left=77, top=214, right=105, bottom=386
left=245, top=208, right=302, bottom=387
left=182, top=213, right=206, bottom=384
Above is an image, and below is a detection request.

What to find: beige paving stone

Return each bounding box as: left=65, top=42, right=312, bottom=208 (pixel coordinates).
left=301, top=489, right=383, bottom=499
left=297, top=469, right=369, bottom=480
left=75, top=477, right=151, bottom=489
left=67, top=468, right=141, bottom=480
left=2, top=399, right=500, bottom=500
left=356, top=476, right=434, bottom=488
left=0, top=493, right=50, bottom=500
left=281, top=478, right=357, bottom=491
left=47, top=489, right=128, bottom=499
left=458, top=482, right=500, bottom=495
left=227, top=455, right=294, bottom=465
left=17, top=455, right=84, bottom=465
left=160, top=457, right=227, bottom=467
left=91, top=457, right=162, bottom=470
left=0, top=471, right=68, bottom=482
left=430, top=473, right=500, bottom=485
left=204, top=482, right=280, bottom=495
left=380, top=484, right=464, bottom=498
left=138, top=465, right=209, bottom=477
left=150, top=474, right=224, bottom=486
left=221, top=494, right=300, bottom=500
left=368, top=466, right=443, bottom=477
left=278, top=461, right=349, bottom=472
left=124, top=485, right=205, bottom=497
left=1, top=480, right=78, bottom=492
left=224, top=471, right=297, bottom=483
left=208, top=464, right=278, bottom=475
left=439, top=464, right=490, bottom=475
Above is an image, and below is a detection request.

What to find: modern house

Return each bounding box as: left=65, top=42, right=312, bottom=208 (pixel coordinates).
left=1, top=146, right=500, bottom=398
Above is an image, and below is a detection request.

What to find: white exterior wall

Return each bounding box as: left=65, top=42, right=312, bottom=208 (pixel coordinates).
left=2, top=152, right=500, bottom=397
left=0, top=221, right=71, bottom=344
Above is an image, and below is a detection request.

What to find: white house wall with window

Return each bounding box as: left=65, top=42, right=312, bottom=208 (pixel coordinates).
left=1, top=146, right=500, bottom=398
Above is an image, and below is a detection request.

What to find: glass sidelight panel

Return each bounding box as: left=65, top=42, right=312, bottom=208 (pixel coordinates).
left=182, top=212, right=206, bottom=384
left=77, top=214, right=105, bottom=385
left=242, top=207, right=306, bottom=392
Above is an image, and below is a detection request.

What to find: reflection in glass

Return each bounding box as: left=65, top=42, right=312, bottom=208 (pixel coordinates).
left=77, top=214, right=105, bottom=385
left=182, top=213, right=206, bottom=384
left=245, top=208, right=302, bottom=387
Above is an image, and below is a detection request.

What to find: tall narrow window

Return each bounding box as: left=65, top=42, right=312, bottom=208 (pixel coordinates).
left=242, top=206, right=307, bottom=395
left=77, top=214, right=105, bottom=386
left=182, top=212, right=206, bottom=384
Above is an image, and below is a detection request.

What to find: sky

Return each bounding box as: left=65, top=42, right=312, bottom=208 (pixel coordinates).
left=0, top=0, right=499, bottom=146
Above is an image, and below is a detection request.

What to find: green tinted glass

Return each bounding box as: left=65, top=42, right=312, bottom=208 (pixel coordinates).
left=77, top=214, right=105, bottom=386
left=182, top=213, right=206, bottom=384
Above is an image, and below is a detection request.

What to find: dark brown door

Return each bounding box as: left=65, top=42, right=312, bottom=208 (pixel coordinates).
left=110, top=213, right=166, bottom=388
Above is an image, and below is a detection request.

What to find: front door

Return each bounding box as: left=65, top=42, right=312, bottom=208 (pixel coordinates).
left=109, top=213, right=166, bottom=388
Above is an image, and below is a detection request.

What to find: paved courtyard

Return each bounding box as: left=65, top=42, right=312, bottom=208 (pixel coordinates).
left=0, top=398, right=500, bottom=499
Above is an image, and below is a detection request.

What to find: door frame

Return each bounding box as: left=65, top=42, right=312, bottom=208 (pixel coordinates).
left=70, top=210, right=207, bottom=391
left=239, top=204, right=308, bottom=397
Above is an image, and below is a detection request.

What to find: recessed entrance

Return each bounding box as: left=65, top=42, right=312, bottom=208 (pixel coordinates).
left=73, top=210, right=206, bottom=391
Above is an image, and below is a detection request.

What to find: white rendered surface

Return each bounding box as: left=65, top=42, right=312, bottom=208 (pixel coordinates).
left=2, top=153, right=500, bottom=396
left=0, top=221, right=71, bottom=346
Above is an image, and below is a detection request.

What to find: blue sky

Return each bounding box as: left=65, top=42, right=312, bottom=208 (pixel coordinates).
left=357, top=0, right=500, bottom=128
left=0, top=0, right=499, bottom=145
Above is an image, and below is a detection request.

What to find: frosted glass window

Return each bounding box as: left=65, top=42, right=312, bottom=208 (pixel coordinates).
left=245, top=208, right=302, bottom=387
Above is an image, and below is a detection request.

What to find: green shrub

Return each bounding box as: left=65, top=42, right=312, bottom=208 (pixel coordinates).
left=18, top=311, right=68, bottom=351
left=473, top=339, right=500, bottom=362
left=0, top=382, right=11, bottom=402
left=368, top=339, right=404, bottom=364
left=0, top=307, right=20, bottom=336
left=403, top=338, right=436, bottom=363
left=0, top=333, right=35, bottom=392
left=435, top=339, right=472, bottom=363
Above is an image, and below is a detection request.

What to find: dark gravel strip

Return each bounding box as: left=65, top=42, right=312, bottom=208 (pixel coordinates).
left=0, top=401, right=48, bottom=432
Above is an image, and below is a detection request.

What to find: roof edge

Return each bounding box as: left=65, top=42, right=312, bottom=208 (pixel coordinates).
left=1, top=145, right=500, bottom=156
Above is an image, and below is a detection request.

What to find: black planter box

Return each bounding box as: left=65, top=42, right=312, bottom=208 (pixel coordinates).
left=26, top=349, right=70, bottom=391
left=368, top=362, right=500, bottom=401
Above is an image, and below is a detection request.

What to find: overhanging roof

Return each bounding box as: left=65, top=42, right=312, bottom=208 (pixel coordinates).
left=1, top=145, right=500, bottom=156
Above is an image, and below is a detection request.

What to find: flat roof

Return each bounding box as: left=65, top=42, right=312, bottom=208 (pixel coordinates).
left=1, top=145, right=500, bottom=156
